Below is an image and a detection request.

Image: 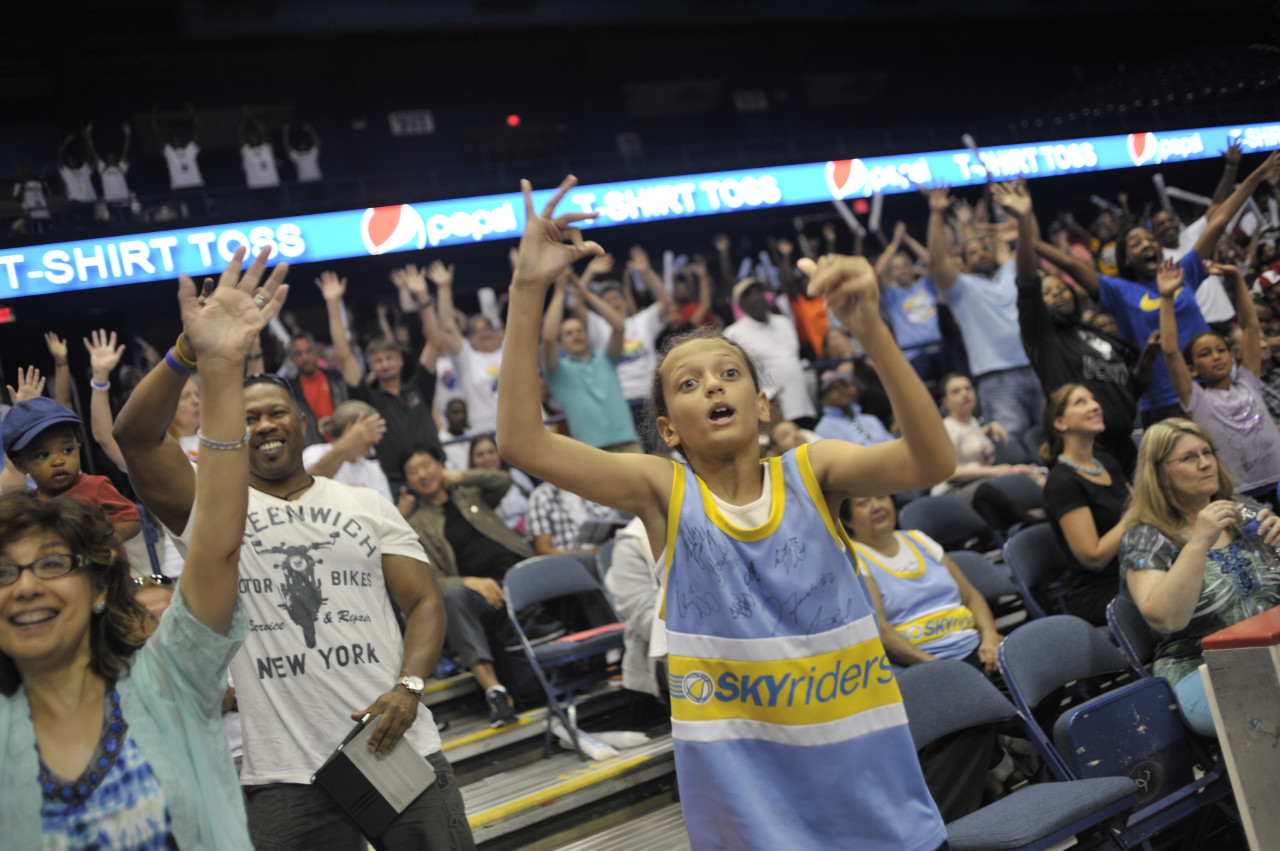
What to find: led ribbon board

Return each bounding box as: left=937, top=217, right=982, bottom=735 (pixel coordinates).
left=4, top=121, right=1278, bottom=298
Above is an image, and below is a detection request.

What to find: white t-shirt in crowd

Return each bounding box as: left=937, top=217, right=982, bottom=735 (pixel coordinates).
left=97, top=161, right=130, bottom=202
left=14, top=180, right=49, bottom=217
left=588, top=304, right=665, bottom=401
left=433, top=355, right=467, bottom=424
left=290, top=147, right=322, bottom=182
left=453, top=341, right=504, bottom=435
left=439, top=429, right=472, bottom=472
left=59, top=163, right=97, bottom=202
left=724, top=313, right=816, bottom=421
left=163, top=142, right=204, bottom=189
left=169, top=476, right=442, bottom=785
left=932, top=416, right=996, bottom=495
left=241, top=143, right=281, bottom=188
left=1166, top=216, right=1234, bottom=324
left=301, top=444, right=395, bottom=505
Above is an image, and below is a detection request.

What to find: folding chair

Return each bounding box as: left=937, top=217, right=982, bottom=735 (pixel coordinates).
left=503, top=555, right=627, bottom=760
left=594, top=536, right=617, bottom=580
left=998, top=616, right=1238, bottom=848
left=899, top=494, right=1003, bottom=553
left=897, top=660, right=1137, bottom=851
left=1106, top=592, right=1157, bottom=677
left=1001, top=524, right=1073, bottom=619
left=946, top=549, right=1025, bottom=623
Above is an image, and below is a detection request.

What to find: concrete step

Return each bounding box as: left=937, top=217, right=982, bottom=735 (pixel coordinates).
left=549, top=801, right=689, bottom=851
left=464, top=732, right=675, bottom=847
left=422, top=671, right=479, bottom=708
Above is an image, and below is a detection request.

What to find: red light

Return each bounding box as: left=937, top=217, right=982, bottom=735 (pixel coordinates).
left=506, top=114, right=521, bottom=127
left=853, top=199, right=869, bottom=215
left=0, top=307, right=12, bottom=324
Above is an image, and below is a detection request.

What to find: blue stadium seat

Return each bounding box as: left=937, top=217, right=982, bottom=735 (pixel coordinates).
left=998, top=616, right=1238, bottom=847
left=897, top=660, right=1138, bottom=851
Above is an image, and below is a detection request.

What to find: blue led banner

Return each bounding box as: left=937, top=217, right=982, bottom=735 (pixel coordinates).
left=5, top=120, right=1279, bottom=298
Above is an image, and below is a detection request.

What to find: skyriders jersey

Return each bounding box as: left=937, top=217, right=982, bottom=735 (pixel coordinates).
left=661, top=445, right=946, bottom=851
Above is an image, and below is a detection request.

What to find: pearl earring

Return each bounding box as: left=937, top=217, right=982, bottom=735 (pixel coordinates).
left=94, top=601, right=105, bottom=614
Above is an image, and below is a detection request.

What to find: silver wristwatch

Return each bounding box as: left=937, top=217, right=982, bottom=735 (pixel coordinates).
left=397, top=675, right=425, bottom=695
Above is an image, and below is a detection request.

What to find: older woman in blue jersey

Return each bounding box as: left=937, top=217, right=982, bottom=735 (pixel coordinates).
left=843, top=495, right=1001, bottom=673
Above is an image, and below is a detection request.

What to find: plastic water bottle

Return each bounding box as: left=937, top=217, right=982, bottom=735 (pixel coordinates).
left=1235, top=503, right=1280, bottom=562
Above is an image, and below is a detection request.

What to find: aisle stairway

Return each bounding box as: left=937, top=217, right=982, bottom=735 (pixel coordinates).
left=424, top=672, right=684, bottom=850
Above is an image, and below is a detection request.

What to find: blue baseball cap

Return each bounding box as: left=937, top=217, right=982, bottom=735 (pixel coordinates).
left=1, top=397, right=81, bottom=457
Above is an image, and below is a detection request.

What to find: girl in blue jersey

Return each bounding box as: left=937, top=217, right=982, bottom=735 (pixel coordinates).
left=497, top=176, right=956, bottom=851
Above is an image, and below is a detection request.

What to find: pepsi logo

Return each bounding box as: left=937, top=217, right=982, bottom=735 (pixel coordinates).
left=1127, top=133, right=1156, bottom=166
left=360, top=205, right=427, bottom=255
left=825, top=159, right=869, bottom=199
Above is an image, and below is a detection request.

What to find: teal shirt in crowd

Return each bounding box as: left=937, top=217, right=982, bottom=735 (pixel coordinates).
left=1, top=589, right=251, bottom=850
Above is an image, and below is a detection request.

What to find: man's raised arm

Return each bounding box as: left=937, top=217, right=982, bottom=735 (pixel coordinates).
left=924, top=186, right=961, bottom=291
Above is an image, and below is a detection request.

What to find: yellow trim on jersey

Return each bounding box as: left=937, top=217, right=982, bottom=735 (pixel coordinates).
left=893, top=606, right=976, bottom=646
left=796, top=443, right=846, bottom=550
left=658, top=461, right=685, bottom=620
left=698, top=455, right=784, bottom=541
left=667, top=633, right=901, bottom=727
left=852, top=532, right=928, bottom=579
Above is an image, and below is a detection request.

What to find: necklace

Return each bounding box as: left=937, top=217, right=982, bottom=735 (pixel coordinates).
left=1057, top=454, right=1103, bottom=476
left=282, top=475, right=315, bottom=501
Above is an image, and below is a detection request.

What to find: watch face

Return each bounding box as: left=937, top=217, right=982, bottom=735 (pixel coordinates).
left=401, top=676, right=426, bottom=693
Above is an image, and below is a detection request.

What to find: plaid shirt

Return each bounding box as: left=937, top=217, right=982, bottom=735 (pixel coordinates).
left=526, top=482, right=616, bottom=550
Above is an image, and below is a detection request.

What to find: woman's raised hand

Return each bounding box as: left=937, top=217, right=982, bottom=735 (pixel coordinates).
left=1191, top=499, right=1237, bottom=547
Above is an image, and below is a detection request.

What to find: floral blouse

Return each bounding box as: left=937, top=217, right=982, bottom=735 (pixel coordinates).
left=1119, top=518, right=1280, bottom=685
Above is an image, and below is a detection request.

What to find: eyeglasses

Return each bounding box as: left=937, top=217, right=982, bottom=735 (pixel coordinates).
left=1167, top=448, right=1217, bottom=467
left=0, top=553, right=85, bottom=586
left=133, top=574, right=175, bottom=590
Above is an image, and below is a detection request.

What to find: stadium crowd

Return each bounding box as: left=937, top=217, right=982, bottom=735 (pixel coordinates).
left=3, top=135, right=1280, bottom=848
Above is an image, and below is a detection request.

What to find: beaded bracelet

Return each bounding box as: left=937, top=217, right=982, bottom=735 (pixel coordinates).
left=196, top=427, right=251, bottom=451
left=172, top=333, right=198, bottom=369
left=165, top=348, right=195, bottom=377
left=90, top=380, right=110, bottom=391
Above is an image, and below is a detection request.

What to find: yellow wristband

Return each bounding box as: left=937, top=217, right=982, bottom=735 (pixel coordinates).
left=173, top=333, right=197, bottom=368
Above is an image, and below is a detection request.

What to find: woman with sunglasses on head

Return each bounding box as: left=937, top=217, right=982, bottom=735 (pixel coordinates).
left=1120, top=418, right=1280, bottom=737
left=0, top=247, right=287, bottom=848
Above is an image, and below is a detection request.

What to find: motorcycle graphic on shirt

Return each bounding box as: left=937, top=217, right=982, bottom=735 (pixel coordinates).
left=251, top=534, right=337, bottom=648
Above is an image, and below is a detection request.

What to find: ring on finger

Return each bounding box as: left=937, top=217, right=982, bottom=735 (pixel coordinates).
left=252, top=293, right=267, bottom=309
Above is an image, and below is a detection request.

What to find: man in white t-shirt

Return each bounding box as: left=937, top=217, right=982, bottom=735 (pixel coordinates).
left=724, top=277, right=817, bottom=425
left=433, top=261, right=506, bottom=435
left=302, top=400, right=395, bottom=505
left=115, top=361, right=473, bottom=849
left=284, top=122, right=323, bottom=183
left=84, top=122, right=133, bottom=219
left=152, top=104, right=207, bottom=219
left=438, top=398, right=473, bottom=471
left=58, top=133, right=97, bottom=223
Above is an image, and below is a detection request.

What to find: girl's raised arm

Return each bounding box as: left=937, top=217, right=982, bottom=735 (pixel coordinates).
left=802, top=255, right=956, bottom=500
left=496, top=176, right=672, bottom=522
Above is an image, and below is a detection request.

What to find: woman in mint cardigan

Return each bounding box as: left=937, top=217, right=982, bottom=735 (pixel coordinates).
left=0, top=246, right=287, bottom=849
